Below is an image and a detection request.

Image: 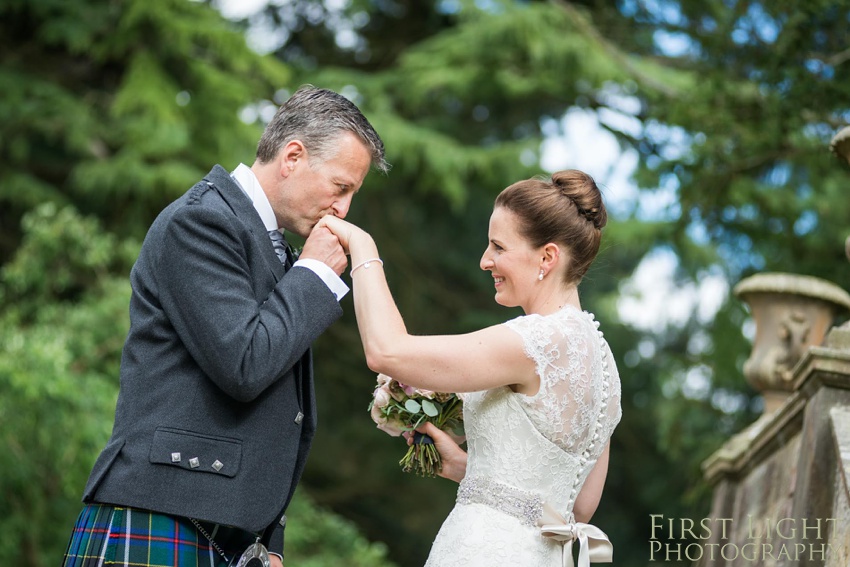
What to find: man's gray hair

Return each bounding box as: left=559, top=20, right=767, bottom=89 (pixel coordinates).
left=256, top=85, right=389, bottom=174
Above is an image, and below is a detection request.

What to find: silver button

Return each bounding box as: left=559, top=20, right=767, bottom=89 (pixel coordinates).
left=294, top=412, right=304, bottom=425
left=189, top=457, right=200, bottom=468
left=171, top=452, right=181, bottom=463
left=279, top=514, right=287, bottom=528
left=211, top=460, right=223, bottom=472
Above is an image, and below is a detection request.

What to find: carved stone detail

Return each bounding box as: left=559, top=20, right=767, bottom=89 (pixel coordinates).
left=734, top=273, right=850, bottom=413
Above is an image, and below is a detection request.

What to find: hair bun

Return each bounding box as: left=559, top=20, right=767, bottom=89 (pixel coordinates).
left=552, top=170, right=607, bottom=230
left=575, top=205, right=605, bottom=229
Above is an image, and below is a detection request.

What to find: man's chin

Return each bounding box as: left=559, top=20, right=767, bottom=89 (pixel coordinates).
left=290, top=222, right=313, bottom=238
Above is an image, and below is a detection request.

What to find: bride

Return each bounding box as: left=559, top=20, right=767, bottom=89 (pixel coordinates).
left=318, top=169, right=622, bottom=567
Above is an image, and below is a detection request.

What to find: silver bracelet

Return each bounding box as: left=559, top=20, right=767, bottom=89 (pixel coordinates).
left=351, top=257, right=383, bottom=275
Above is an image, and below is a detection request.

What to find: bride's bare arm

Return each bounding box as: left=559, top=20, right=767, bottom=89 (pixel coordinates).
left=573, top=442, right=610, bottom=523
left=317, top=215, right=537, bottom=394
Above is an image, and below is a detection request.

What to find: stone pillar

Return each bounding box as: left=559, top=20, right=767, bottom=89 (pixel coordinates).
left=733, top=273, right=850, bottom=413
left=698, top=338, right=850, bottom=567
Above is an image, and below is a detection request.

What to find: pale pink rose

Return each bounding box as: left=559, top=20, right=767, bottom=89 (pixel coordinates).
left=376, top=373, right=392, bottom=388
left=369, top=401, right=386, bottom=426
left=373, top=385, right=392, bottom=408
left=376, top=419, right=405, bottom=437
left=370, top=403, right=404, bottom=436
left=388, top=380, right=406, bottom=401
left=398, top=383, right=435, bottom=399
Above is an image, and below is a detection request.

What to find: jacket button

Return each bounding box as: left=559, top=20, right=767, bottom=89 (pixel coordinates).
left=171, top=452, right=182, bottom=463
left=189, top=457, right=200, bottom=468
left=211, top=460, right=223, bottom=472
left=294, top=412, right=304, bottom=425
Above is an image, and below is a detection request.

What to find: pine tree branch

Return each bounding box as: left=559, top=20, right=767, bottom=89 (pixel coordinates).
left=551, top=0, right=679, bottom=97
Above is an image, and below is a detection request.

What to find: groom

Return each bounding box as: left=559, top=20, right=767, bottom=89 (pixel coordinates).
left=61, top=86, right=387, bottom=566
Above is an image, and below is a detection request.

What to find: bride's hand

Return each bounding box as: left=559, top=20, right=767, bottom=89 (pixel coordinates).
left=411, top=422, right=468, bottom=483
left=315, top=214, right=367, bottom=253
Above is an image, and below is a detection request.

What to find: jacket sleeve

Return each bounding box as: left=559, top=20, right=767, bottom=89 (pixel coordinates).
left=155, top=204, right=342, bottom=402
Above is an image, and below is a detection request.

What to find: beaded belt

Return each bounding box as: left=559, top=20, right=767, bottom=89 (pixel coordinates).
left=457, top=476, right=543, bottom=527
left=456, top=476, right=614, bottom=567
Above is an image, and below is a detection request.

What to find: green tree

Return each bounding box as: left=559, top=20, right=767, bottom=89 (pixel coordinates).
left=602, top=0, right=850, bottom=502
left=0, top=0, right=394, bottom=565
left=243, top=1, right=850, bottom=565
left=243, top=1, right=688, bottom=564
left=0, top=0, right=288, bottom=260
left=6, top=0, right=848, bottom=566
left=0, top=204, right=134, bottom=565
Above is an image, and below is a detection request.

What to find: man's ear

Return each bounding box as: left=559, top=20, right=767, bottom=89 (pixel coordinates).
left=279, top=140, right=306, bottom=177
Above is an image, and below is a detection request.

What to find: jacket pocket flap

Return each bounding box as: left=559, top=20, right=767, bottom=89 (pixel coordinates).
left=149, top=427, right=241, bottom=478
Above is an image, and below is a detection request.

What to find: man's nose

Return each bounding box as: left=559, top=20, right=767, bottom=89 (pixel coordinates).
left=332, top=194, right=354, bottom=218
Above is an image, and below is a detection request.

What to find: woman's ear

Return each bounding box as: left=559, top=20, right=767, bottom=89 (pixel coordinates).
left=540, top=242, right=562, bottom=276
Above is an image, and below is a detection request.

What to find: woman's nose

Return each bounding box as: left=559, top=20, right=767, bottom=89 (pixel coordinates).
left=479, top=251, right=492, bottom=271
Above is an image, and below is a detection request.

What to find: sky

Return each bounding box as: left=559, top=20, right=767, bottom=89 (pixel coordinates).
left=215, top=0, right=731, bottom=336
left=217, top=0, right=270, bottom=18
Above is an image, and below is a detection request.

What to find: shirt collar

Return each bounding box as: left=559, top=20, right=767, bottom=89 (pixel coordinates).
left=231, top=163, right=279, bottom=232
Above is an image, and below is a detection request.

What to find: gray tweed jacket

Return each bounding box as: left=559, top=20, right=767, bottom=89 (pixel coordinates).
left=82, top=165, right=342, bottom=554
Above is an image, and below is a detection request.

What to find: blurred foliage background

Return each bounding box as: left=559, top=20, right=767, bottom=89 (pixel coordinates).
left=2, top=0, right=849, bottom=565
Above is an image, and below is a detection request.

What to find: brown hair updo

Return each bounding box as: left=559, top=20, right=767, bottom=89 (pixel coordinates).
left=494, top=169, right=607, bottom=285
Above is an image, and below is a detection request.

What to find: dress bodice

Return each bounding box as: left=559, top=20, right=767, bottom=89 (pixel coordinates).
left=424, top=307, right=622, bottom=566
left=462, top=306, right=622, bottom=516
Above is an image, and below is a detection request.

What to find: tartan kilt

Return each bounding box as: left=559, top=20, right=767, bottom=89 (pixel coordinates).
left=62, top=504, right=229, bottom=567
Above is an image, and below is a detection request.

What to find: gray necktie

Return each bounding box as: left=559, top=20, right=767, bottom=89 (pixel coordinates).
left=268, top=229, right=293, bottom=270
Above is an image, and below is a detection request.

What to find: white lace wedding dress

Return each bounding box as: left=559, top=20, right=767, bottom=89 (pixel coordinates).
left=424, top=305, right=622, bottom=566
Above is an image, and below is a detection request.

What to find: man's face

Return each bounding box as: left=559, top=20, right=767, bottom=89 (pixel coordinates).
left=279, top=131, right=372, bottom=237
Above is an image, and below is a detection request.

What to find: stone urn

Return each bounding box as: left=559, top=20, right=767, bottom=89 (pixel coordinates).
left=734, top=272, right=850, bottom=413
left=829, top=124, right=850, bottom=163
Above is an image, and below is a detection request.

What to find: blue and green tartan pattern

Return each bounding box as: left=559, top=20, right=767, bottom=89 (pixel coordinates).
left=62, top=504, right=229, bottom=567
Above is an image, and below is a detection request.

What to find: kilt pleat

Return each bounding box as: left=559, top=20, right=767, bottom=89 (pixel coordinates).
left=62, top=504, right=227, bottom=567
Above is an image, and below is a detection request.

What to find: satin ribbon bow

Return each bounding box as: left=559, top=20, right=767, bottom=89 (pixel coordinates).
left=537, top=503, right=613, bottom=567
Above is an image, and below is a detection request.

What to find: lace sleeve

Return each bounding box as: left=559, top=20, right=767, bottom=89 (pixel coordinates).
left=503, top=309, right=621, bottom=457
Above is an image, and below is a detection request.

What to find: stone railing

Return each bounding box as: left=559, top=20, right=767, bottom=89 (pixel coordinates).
left=693, top=278, right=850, bottom=566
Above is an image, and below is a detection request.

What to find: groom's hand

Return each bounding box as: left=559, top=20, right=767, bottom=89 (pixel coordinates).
left=300, top=225, right=348, bottom=275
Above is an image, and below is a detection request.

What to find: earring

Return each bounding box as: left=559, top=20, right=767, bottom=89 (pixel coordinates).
left=538, top=269, right=544, bottom=281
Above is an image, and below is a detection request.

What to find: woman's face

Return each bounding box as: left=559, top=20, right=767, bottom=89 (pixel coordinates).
left=479, top=207, right=540, bottom=309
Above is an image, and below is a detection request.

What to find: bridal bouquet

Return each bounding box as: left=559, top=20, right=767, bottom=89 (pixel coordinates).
left=368, top=374, right=464, bottom=477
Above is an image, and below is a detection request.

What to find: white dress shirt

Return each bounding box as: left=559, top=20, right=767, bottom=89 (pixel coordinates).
left=230, top=163, right=349, bottom=301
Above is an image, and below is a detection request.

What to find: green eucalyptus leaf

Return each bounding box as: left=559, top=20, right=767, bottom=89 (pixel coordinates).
left=421, top=399, right=439, bottom=417
left=404, top=399, right=421, bottom=413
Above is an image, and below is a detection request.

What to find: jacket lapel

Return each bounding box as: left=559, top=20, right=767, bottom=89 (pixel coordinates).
left=203, top=165, right=285, bottom=281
